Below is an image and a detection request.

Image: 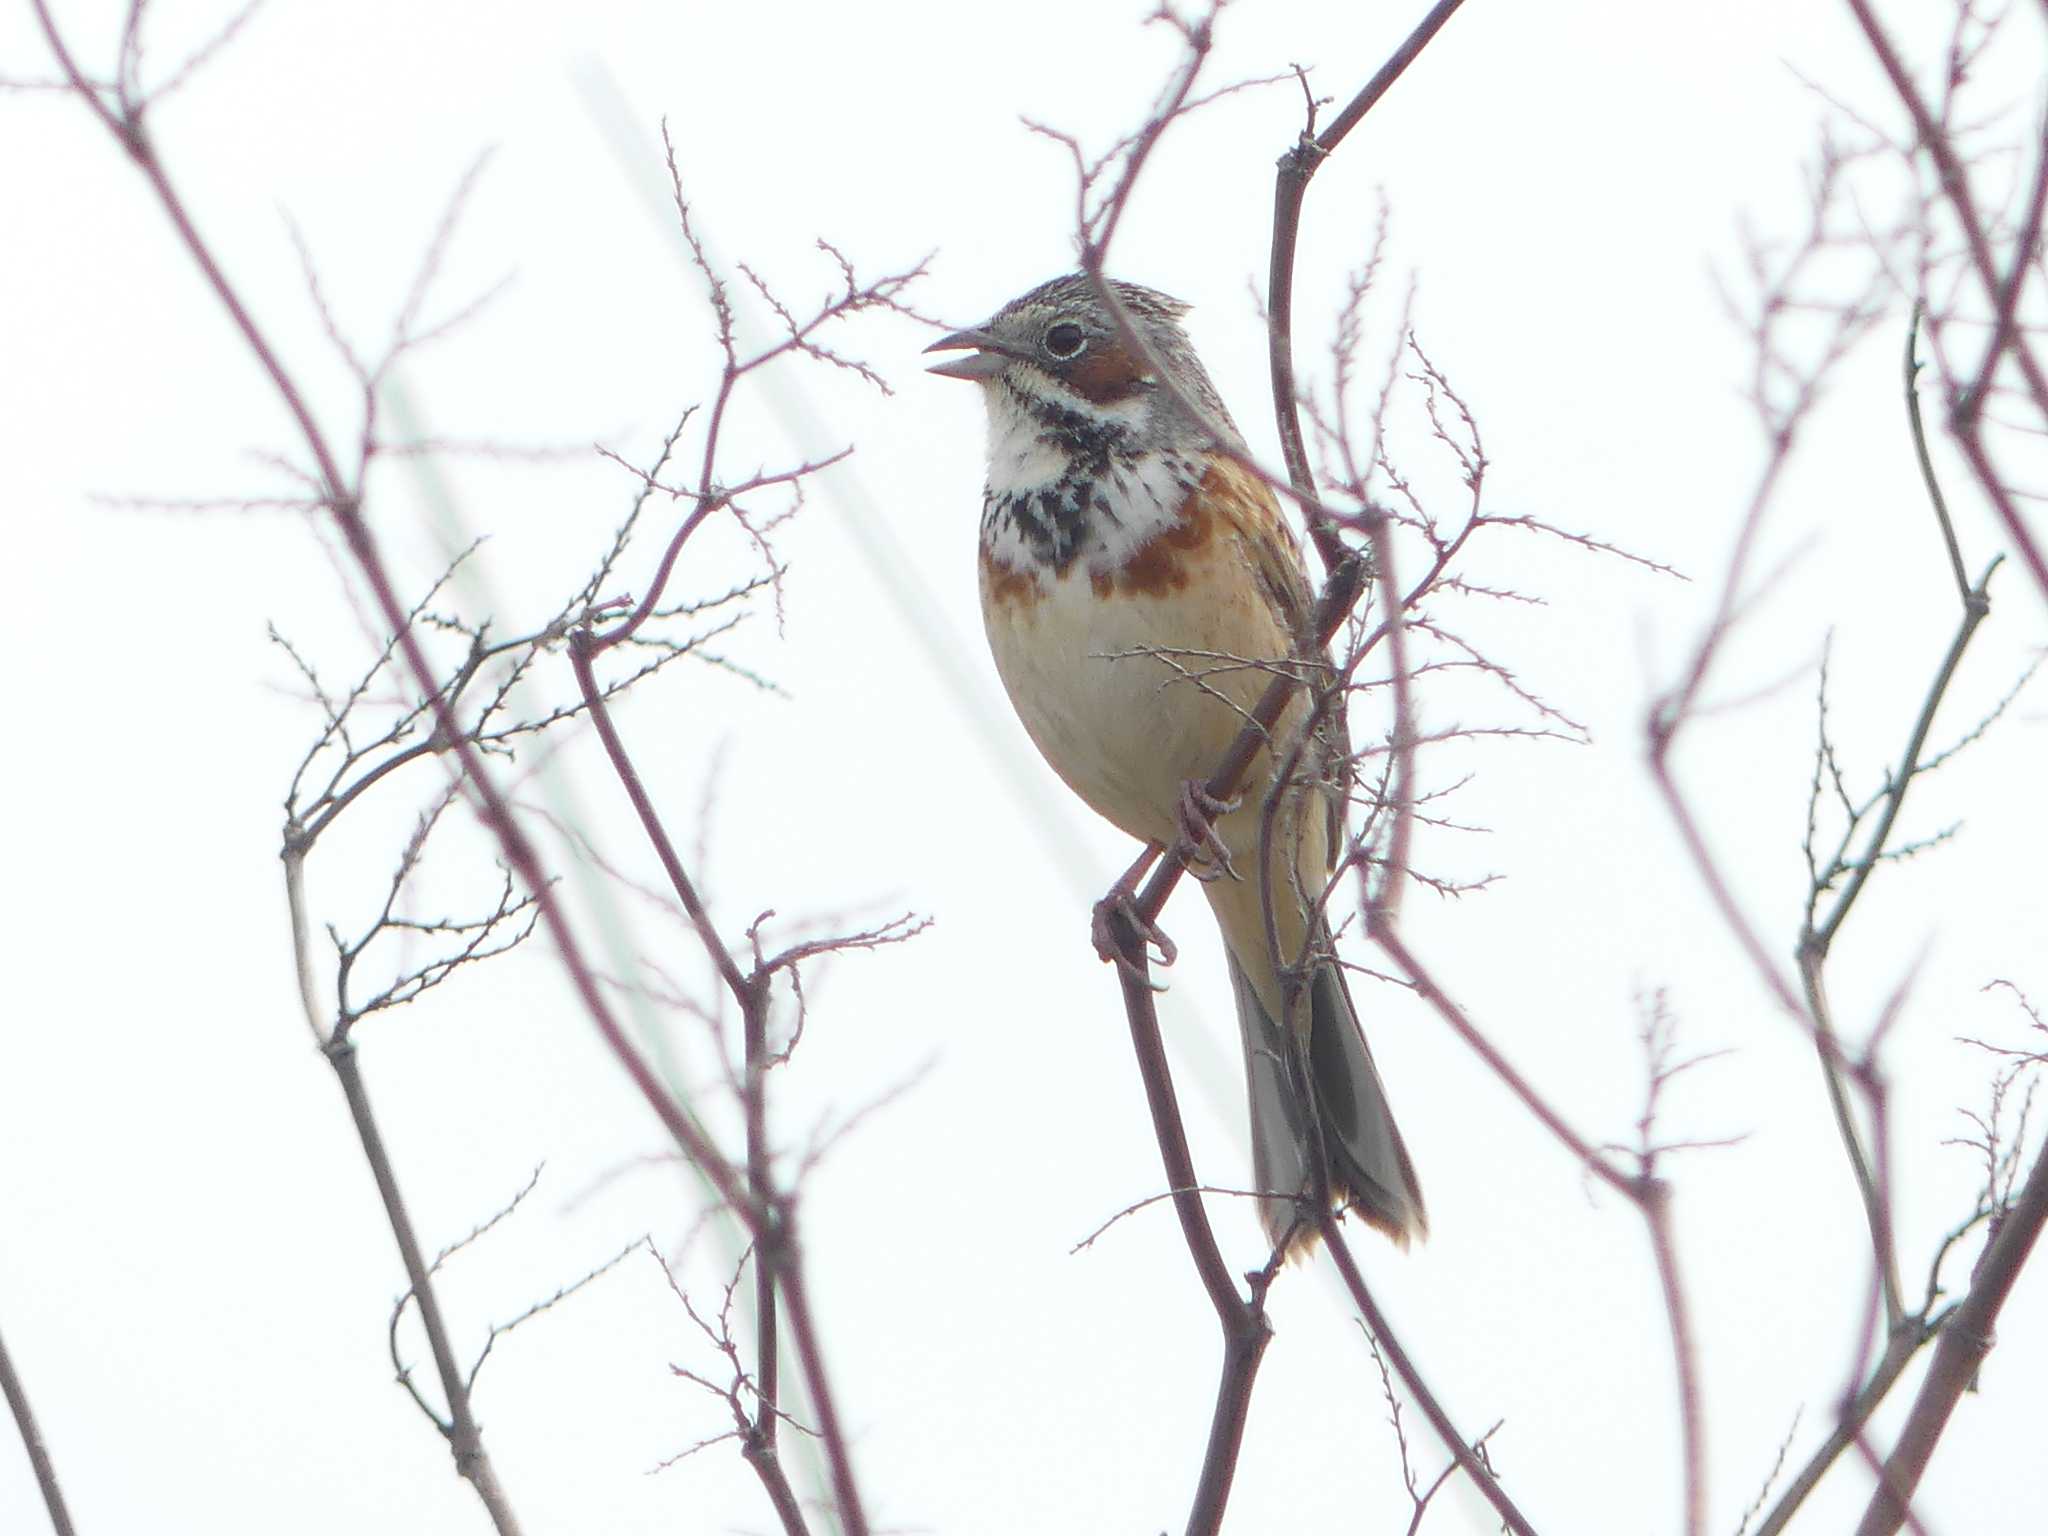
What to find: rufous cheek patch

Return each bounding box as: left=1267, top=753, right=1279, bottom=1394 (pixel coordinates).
left=1064, top=342, right=1154, bottom=405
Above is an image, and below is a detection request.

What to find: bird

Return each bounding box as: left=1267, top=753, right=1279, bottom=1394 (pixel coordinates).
left=925, top=272, right=1426, bottom=1255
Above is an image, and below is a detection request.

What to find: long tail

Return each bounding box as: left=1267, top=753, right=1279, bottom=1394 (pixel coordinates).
left=1227, top=931, right=1427, bottom=1255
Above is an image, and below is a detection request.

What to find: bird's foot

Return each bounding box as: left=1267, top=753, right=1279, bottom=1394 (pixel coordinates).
left=1092, top=844, right=1175, bottom=986
left=1175, top=779, right=1241, bottom=883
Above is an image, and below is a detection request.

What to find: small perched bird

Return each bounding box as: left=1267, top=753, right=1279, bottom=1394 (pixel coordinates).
left=926, top=273, right=1425, bottom=1254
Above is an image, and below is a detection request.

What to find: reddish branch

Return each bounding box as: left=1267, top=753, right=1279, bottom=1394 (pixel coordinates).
left=1841, top=0, right=2048, bottom=601
left=28, top=8, right=545, bottom=1526
left=565, top=632, right=850, bottom=1534
left=0, top=1323, right=74, bottom=1536
left=559, top=127, right=927, bottom=1534
left=1854, top=1137, right=2048, bottom=1535
left=1356, top=472, right=1696, bottom=1536
left=1281, top=24, right=1707, bottom=1529
left=1065, top=7, right=1550, bottom=1534
left=30, top=8, right=917, bottom=1532
left=1825, top=128, right=2045, bottom=1518
left=327, top=1037, right=525, bottom=1532
left=1110, top=947, right=1280, bottom=1530
left=1652, top=18, right=2045, bottom=1524
left=1268, top=0, right=1470, bottom=576
left=1317, top=1219, right=1535, bottom=1536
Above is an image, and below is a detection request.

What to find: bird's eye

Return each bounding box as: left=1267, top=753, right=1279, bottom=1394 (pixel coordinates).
left=1044, top=322, right=1087, bottom=360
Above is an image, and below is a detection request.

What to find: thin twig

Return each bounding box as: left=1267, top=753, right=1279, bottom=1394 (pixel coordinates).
left=1319, top=1217, right=1537, bottom=1536
left=1797, top=306, right=2008, bottom=1328
left=329, top=1036, right=526, bottom=1533
left=26, top=13, right=854, bottom=1530
left=1267, top=0, right=1471, bottom=573
left=1065, top=12, right=1537, bottom=1530
left=0, top=1322, right=75, bottom=1536
left=1842, top=0, right=2048, bottom=598
left=1853, top=1135, right=2048, bottom=1536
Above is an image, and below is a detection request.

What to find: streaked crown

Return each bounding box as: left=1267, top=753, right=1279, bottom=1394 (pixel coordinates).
left=925, top=273, right=1243, bottom=454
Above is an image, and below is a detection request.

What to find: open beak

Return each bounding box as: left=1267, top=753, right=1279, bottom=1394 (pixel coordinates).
left=923, top=326, right=1012, bottom=381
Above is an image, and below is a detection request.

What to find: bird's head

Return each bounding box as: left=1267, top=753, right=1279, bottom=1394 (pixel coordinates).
left=924, top=273, right=1239, bottom=453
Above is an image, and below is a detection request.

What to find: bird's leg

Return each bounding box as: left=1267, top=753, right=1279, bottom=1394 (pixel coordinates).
left=1092, top=843, right=1176, bottom=983
left=1175, top=778, right=1241, bottom=883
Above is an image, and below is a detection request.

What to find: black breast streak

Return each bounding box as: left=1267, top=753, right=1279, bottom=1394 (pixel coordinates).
left=980, top=399, right=1150, bottom=574
left=984, top=476, right=1095, bottom=572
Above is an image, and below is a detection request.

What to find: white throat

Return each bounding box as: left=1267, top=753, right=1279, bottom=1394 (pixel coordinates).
left=975, top=379, right=1201, bottom=577
left=978, top=378, right=1148, bottom=497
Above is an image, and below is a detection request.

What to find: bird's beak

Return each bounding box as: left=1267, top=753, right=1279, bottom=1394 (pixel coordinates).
left=923, top=326, right=1012, bottom=381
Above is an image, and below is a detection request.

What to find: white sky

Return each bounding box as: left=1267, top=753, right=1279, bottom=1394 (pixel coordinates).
left=3, top=3, right=2045, bottom=1534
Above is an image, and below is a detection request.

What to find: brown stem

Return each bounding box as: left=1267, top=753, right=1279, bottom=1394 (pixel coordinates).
left=1090, top=553, right=1367, bottom=1536
left=1102, top=945, right=1274, bottom=1536
left=328, top=1037, right=526, bottom=1535
left=1959, top=123, right=2048, bottom=423
left=569, top=636, right=861, bottom=1536
left=1373, top=929, right=1633, bottom=1195
left=1797, top=455, right=2002, bottom=1328
left=743, top=983, right=781, bottom=1458
left=569, top=635, right=750, bottom=1001
left=26, top=11, right=857, bottom=1529
left=1903, top=308, right=1971, bottom=604
left=0, top=1321, right=75, bottom=1536
left=742, top=1432, right=810, bottom=1536
left=1853, top=1137, right=2048, bottom=1536
left=1267, top=0, right=1470, bottom=574
left=1318, top=1216, right=1539, bottom=1536
left=732, top=945, right=810, bottom=1532
left=770, top=1221, right=870, bottom=1536
left=1642, top=1184, right=1705, bottom=1536
left=1842, top=0, right=2048, bottom=600
left=279, top=840, right=531, bottom=1526
left=26, top=0, right=755, bottom=1215
left=1087, top=6, right=1213, bottom=264
left=1362, top=514, right=1414, bottom=930
left=1362, top=499, right=1696, bottom=1534
left=1087, top=520, right=1370, bottom=1536
left=1114, top=962, right=1262, bottom=1330
left=1751, top=1322, right=1931, bottom=1536
left=1800, top=954, right=1906, bottom=1329
left=1647, top=447, right=1811, bottom=1024
left=1307, top=0, right=1471, bottom=159
left=1809, top=561, right=1998, bottom=959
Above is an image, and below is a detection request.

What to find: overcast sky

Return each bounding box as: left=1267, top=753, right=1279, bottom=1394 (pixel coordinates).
left=4, top=3, right=2045, bottom=1534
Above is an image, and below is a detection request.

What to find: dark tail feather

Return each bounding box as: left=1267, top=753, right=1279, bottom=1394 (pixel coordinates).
left=1229, top=942, right=1426, bottom=1254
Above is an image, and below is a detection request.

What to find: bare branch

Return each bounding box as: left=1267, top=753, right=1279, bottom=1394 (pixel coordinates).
left=0, top=1323, right=75, bottom=1536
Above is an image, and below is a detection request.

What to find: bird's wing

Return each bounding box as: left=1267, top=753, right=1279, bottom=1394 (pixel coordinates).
left=1199, top=456, right=1352, bottom=876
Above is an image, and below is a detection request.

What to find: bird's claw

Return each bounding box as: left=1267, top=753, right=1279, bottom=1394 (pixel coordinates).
left=1176, top=780, right=1241, bottom=883
left=1092, top=846, right=1177, bottom=987
left=1091, top=887, right=1177, bottom=987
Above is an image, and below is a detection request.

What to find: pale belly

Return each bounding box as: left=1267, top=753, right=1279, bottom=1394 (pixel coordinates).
left=980, top=555, right=1300, bottom=855
left=981, top=548, right=1337, bottom=1002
